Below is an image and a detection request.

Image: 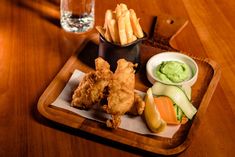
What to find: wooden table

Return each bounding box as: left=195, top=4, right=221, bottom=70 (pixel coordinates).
left=0, top=0, right=234, bottom=156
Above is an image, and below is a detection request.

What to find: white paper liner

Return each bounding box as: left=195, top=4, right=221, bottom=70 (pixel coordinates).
left=51, top=69, right=180, bottom=138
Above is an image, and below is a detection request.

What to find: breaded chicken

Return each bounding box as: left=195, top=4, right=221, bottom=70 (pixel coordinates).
left=103, top=59, right=136, bottom=128
left=71, top=58, right=145, bottom=129
left=128, top=92, right=145, bottom=115
left=71, top=57, right=112, bottom=109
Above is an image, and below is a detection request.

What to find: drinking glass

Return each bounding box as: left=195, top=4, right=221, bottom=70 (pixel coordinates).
left=60, top=0, right=95, bottom=33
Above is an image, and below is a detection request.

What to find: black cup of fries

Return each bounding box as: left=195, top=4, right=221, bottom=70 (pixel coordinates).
left=98, top=32, right=146, bottom=71
left=96, top=3, right=147, bottom=71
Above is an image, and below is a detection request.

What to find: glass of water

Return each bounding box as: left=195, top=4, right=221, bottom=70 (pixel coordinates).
left=60, top=0, right=95, bottom=33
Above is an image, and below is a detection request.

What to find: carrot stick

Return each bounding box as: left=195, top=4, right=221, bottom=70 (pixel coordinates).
left=154, top=96, right=180, bottom=125
left=180, top=115, right=188, bottom=124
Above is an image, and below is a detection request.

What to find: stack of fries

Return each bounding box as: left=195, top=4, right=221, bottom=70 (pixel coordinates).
left=96, top=3, right=144, bottom=45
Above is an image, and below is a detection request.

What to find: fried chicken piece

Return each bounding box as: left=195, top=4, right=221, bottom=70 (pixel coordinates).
left=128, top=92, right=145, bottom=115
left=71, top=57, right=112, bottom=109
left=103, top=59, right=136, bottom=128
left=72, top=57, right=145, bottom=129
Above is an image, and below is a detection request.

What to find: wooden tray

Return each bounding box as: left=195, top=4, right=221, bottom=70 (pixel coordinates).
left=37, top=15, right=221, bottom=155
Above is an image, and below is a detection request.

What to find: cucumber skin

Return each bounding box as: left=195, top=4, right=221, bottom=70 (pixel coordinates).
left=177, top=105, right=183, bottom=121
left=180, top=85, right=192, bottom=100
left=152, top=82, right=197, bottom=120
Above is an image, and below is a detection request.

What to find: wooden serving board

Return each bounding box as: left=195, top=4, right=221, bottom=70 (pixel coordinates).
left=37, top=15, right=221, bottom=155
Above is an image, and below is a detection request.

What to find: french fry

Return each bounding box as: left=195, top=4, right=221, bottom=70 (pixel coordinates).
left=129, top=9, right=144, bottom=38
left=123, top=10, right=134, bottom=44
left=118, top=14, right=127, bottom=45
left=132, top=35, right=137, bottom=42
left=115, top=4, right=122, bottom=19
left=97, top=3, right=144, bottom=45
left=120, top=3, right=128, bottom=12
left=96, top=26, right=105, bottom=37
left=104, top=9, right=113, bottom=29
left=96, top=26, right=113, bottom=43
left=108, top=19, right=119, bottom=43
left=104, top=27, right=112, bottom=42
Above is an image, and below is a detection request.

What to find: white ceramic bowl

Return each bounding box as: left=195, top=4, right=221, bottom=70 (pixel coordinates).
left=146, top=52, right=198, bottom=87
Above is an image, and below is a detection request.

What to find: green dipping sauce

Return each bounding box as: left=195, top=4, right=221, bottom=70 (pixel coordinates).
left=155, top=61, right=192, bottom=83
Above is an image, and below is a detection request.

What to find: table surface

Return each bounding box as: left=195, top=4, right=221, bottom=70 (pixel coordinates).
left=0, top=0, right=235, bottom=156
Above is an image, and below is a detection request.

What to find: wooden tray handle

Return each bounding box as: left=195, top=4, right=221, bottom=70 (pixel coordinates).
left=144, top=15, right=189, bottom=51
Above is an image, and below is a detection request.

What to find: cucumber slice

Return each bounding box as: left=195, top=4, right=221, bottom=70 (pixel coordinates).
left=177, top=106, right=183, bottom=121
left=174, top=104, right=183, bottom=121
left=152, top=82, right=197, bottom=120
left=173, top=104, right=178, bottom=116
left=180, top=85, right=192, bottom=100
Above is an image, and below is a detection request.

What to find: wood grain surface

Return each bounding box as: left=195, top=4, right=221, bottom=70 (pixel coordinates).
left=37, top=40, right=221, bottom=155
left=0, top=0, right=234, bottom=157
